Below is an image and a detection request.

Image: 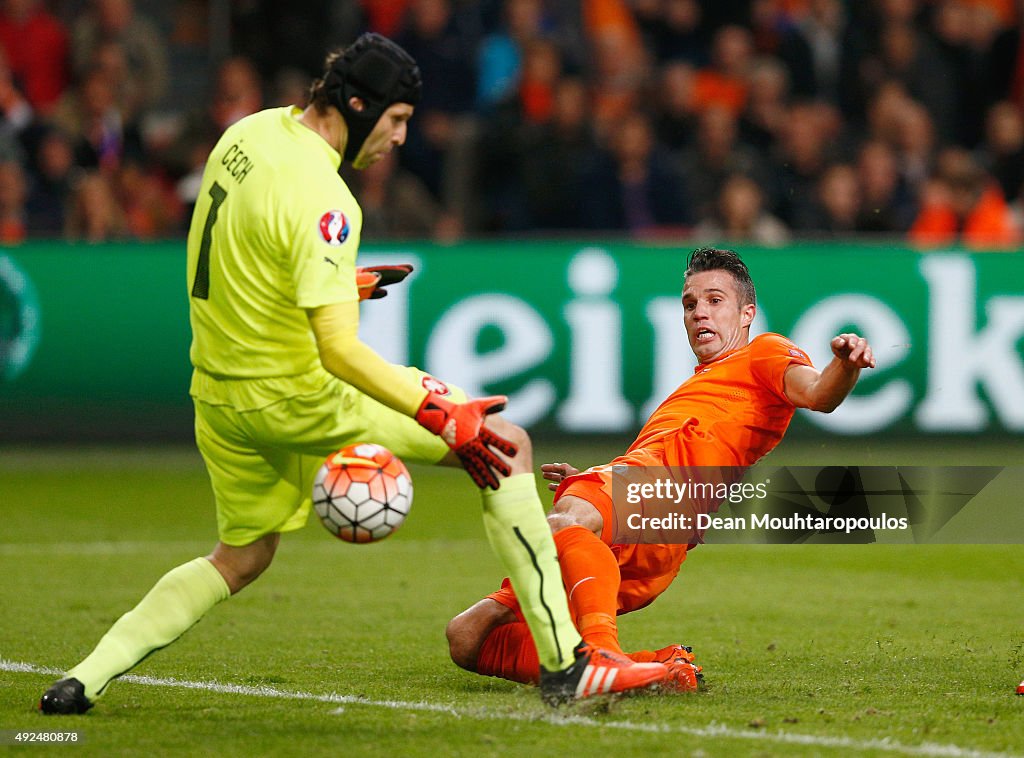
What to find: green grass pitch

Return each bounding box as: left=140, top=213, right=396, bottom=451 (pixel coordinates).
left=1, top=439, right=1022, bottom=757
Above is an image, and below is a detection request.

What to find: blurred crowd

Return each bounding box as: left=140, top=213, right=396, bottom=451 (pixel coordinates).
left=2, top=0, right=1024, bottom=248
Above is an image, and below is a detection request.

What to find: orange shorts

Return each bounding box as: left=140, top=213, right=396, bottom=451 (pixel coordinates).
left=486, top=474, right=689, bottom=620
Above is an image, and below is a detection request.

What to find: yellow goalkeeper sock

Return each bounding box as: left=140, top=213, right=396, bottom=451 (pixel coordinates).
left=67, top=557, right=230, bottom=700
left=481, top=474, right=580, bottom=671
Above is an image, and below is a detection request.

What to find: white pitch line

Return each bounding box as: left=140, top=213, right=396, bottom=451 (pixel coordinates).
left=0, top=541, right=209, bottom=556
left=2, top=660, right=1016, bottom=758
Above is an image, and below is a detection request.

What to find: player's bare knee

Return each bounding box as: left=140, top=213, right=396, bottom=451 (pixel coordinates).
left=547, top=495, right=603, bottom=536
left=446, top=600, right=514, bottom=671
left=445, top=614, right=479, bottom=671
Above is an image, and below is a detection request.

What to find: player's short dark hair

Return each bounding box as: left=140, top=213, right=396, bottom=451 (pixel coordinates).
left=684, top=247, right=756, bottom=306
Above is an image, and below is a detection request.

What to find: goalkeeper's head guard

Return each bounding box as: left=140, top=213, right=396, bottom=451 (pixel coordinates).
left=323, top=33, right=421, bottom=161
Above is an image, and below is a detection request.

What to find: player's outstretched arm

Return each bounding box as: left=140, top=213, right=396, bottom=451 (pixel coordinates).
left=308, top=301, right=517, bottom=489
left=540, top=462, right=581, bottom=492
left=783, top=333, right=875, bottom=413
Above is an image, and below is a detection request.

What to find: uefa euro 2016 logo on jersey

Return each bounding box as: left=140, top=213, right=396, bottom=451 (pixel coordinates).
left=318, top=210, right=350, bottom=246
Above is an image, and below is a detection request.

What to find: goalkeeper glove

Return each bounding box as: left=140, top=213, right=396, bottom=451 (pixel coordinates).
left=415, top=393, right=518, bottom=489
left=356, top=264, right=414, bottom=300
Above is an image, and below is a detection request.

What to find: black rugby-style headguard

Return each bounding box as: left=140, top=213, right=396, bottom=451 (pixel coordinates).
left=323, top=33, right=421, bottom=161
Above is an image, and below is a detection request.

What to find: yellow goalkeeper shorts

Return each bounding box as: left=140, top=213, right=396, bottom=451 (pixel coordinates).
left=192, top=367, right=464, bottom=546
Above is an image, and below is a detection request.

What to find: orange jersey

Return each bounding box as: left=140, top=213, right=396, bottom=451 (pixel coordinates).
left=692, top=71, right=748, bottom=116
left=612, top=332, right=812, bottom=470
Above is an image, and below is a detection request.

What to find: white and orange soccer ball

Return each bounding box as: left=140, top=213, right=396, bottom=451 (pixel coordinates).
left=313, top=443, right=413, bottom=543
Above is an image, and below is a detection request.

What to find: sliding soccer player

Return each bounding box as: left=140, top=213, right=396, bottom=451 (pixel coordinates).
left=446, top=247, right=875, bottom=691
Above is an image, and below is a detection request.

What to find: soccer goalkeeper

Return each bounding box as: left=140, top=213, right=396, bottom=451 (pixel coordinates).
left=39, top=34, right=666, bottom=715
left=445, top=247, right=876, bottom=692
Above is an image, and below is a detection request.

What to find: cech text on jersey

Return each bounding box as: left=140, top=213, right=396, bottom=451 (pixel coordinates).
left=221, top=143, right=255, bottom=184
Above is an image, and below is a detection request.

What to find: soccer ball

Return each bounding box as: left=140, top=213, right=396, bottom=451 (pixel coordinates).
left=313, top=443, right=413, bottom=543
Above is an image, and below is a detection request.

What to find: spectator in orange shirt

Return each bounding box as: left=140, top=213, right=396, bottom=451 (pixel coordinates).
left=692, top=25, right=754, bottom=116
left=446, top=247, right=876, bottom=694
left=909, top=146, right=1022, bottom=249
left=584, top=0, right=648, bottom=135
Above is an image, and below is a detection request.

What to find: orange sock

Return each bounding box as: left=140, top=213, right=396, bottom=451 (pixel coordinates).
left=553, top=525, right=623, bottom=653
left=474, top=622, right=540, bottom=684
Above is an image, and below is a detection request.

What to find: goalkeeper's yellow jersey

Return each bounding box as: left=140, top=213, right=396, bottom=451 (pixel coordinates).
left=186, top=107, right=362, bottom=406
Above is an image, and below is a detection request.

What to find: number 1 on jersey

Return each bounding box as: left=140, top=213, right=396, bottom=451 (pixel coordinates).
left=191, top=181, right=228, bottom=299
